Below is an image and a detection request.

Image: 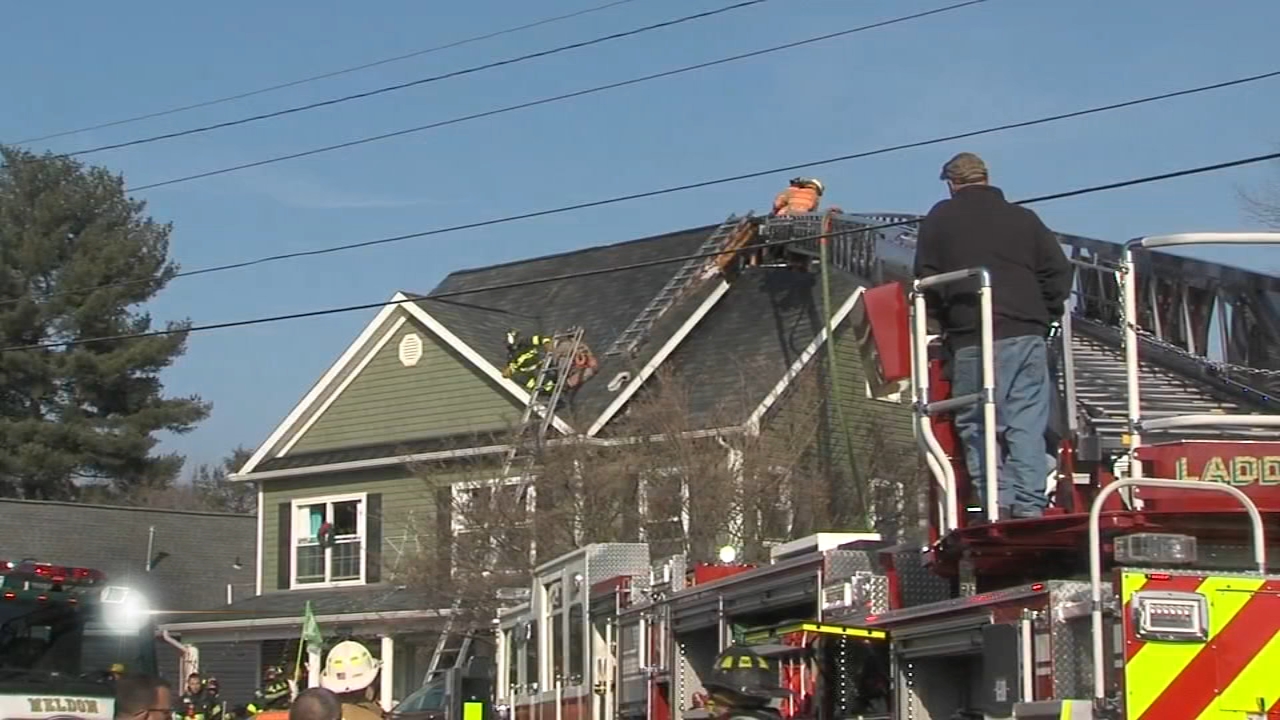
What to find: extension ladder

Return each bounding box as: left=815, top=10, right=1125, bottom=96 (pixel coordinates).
left=603, top=213, right=752, bottom=358
left=500, top=327, right=585, bottom=479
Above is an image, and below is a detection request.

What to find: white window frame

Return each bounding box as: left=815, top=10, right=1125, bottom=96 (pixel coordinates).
left=755, top=465, right=796, bottom=543
left=289, top=491, right=368, bottom=589
left=450, top=476, right=537, bottom=575
left=637, top=467, right=689, bottom=541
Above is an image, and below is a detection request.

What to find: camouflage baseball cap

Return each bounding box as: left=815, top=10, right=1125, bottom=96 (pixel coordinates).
left=939, top=152, right=988, bottom=183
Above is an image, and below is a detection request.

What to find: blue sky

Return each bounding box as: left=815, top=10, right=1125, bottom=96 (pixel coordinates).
left=3, top=0, right=1279, bottom=473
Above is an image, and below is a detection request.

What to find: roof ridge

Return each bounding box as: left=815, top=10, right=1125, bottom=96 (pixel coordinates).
left=430, top=223, right=721, bottom=288
left=0, top=498, right=255, bottom=519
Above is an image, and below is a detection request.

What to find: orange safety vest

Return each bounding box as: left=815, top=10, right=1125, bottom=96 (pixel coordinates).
left=773, top=186, right=820, bottom=215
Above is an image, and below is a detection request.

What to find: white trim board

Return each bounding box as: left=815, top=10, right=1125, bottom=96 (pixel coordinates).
left=237, top=293, right=574, bottom=478
left=238, top=299, right=404, bottom=476
left=586, top=279, right=731, bottom=437
left=161, top=608, right=453, bottom=635
left=744, top=286, right=865, bottom=432
left=230, top=427, right=743, bottom=482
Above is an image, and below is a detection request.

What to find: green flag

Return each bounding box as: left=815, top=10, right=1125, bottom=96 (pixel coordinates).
left=302, top=600, right=323, bottom=652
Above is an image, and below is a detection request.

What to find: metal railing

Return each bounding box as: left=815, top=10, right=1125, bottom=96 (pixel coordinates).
left=1087, top=478, right=1267, bottom=704
left=909, top=267, right=998, bottom=529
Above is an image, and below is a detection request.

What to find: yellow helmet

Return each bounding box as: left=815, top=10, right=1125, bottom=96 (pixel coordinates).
left=320, top=640, right=381, bottom=694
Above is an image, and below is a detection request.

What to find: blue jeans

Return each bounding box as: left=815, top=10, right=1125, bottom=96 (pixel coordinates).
left=950, top=334, right=1052, bottom=517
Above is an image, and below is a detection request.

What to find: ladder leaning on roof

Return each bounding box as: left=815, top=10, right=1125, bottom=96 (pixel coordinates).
left=602, top=213, right=754, bottom=359
left=500, top=326, right=585, bottom=481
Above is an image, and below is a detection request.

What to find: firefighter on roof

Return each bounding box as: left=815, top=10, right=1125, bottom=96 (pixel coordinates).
left=771, top=178, right=824, bottom=216
left=319, top=640, right=384, bottom=720
left=246, top=665, right=291, bottom=715
left=503, top=329, right=556, bottom=393
left=701, top=645, right=791, bottom=718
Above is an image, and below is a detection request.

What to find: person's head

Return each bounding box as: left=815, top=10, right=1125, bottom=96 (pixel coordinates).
left=289, top=687, right=343, bottom=720
left=114, top=673, right=172, bottom=720
left=186, top=673, right=202, bottom=694
left=205, top=678, right=220, bottom=696
left=939, top=152, right=989, bottom=196
left=320, top=640, right=381, bottom=698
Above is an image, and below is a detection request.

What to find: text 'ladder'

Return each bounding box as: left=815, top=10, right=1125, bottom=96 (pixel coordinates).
left=500, top=327, right=585, bottom=479
left=602, top=213, right=752, bottom=358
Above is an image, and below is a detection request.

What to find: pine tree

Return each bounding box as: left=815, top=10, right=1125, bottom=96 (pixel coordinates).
left=0, top=146, right=210, bottom=499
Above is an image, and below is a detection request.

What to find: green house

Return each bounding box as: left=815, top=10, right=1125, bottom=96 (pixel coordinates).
left=158, top=219, right=919, bottom=709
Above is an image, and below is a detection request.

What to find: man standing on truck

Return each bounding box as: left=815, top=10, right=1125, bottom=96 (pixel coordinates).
left=913, top=151, right=1072, bottom=521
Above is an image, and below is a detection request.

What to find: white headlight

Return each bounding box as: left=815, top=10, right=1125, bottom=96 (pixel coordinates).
left=101, top=586, right=150, bottom=631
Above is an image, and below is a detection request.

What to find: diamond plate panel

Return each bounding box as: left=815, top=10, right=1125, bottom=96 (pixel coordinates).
left=892, top=545, right=953, bottom=607
left=1049, top=580, right=1104, bottom=699
left=824, top=548, right=880, bottom=581
left=585, top=543, right=652, bottom=585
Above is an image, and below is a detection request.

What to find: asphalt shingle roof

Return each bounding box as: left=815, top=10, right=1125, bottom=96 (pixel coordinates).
left=0, top=500, right=256, bottom=616
left=173, top=583, right=440, bottom=623
left=630, top=266, right=866, bottom=430
left=417, top=224, right=726, bottom=424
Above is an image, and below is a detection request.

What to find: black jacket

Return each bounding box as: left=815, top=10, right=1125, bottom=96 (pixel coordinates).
left=913, top=185, right=1072, bottom=347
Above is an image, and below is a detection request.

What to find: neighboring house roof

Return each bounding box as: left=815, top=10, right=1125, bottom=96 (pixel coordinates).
left=0, top=499, right=256, bottom=616
left=237, top=218, right=872, bottom=477
left=165, top=583, right=436, bottom=623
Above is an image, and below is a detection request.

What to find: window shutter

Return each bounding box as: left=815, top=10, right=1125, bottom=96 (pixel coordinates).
left=277, top=502, right=291, bottom=590
left=366, top=494, right=383, bottom=584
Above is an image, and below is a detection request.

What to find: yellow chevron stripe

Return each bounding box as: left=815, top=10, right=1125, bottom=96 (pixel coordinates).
left=1124, top=576, right=1264, bottom=719
left=1196, top=614, right=1280, bottom=719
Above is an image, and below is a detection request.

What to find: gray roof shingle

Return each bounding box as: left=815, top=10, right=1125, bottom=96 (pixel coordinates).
left=171, top=584, right=441, bottom=623
left=0, top=499, right=256, bottom=617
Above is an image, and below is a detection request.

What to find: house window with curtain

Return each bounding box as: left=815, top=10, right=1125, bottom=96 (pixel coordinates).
left=291, top=492, right=367, bottom=587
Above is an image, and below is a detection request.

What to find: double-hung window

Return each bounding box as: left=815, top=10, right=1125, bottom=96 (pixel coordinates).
left=291, top=492, right=367, bottom=587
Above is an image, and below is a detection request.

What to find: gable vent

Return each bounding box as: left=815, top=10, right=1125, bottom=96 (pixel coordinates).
left=398, top=333, right=424, bottom=367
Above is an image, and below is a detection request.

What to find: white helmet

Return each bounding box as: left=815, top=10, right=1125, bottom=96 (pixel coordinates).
left=320, top=640, right=381, bottom=694
left=805, top=178, right=825, bottom=196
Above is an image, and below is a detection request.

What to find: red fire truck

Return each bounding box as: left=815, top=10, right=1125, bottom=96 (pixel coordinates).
left=493, top=232, right=1280, bottom=720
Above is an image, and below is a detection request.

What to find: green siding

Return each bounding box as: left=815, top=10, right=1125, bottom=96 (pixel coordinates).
left=290, top=318, right=522, bottom=454
left=263, top=466, right=478, bottom=590
left=763, top=316, right=920, bottom=532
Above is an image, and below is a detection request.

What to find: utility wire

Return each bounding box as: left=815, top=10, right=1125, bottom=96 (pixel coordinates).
left=11, top=0, right=646, bottom=145
left=127, top=0, right=990, bottom=192
left=65, top=0, right=773, bottom=157
left=4, top=148, right=1278, bottom=354
left=15, top=67, right=1275, bottom=309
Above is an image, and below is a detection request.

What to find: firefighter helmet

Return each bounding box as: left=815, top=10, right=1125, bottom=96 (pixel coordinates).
left=263, top=665, right=283, bottom=681
left=703, top=646, right=791, bottom=701
left=802, top=178, right=825, bottom=195
left=320, top=640, right=381, bottom=694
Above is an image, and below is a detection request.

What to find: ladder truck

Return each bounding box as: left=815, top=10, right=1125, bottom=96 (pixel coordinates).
left=492, top=231, right=1280, bottom=720
left=0, top=559, right=158, bottom=720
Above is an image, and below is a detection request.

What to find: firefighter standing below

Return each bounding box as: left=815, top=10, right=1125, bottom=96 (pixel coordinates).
left=319, top=640, right=384, bottom=720
left=700, top=645, right=790, bottom=720
left=913, top=152, right=1071, bottom=521
left=177, top=672, right=206, bottom=720
left=201, top=677, right=226, bottom=720
left=246, top=666, right=292, bottom=715
left=771, top=177, right=823, bottom=216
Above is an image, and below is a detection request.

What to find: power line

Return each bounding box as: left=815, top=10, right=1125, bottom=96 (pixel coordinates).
left=16, top=67, right=1275, bottom=308
left=65, top=0, right=773, bottom=158
left=126, top=1, right=990, bottom=192
left=11, top=0, right=647, bottom=145
left=5, top=148, right=1278, bottom=354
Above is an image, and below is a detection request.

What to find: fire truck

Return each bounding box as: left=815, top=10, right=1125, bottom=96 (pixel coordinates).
left=492, top=231, right=1280, bottom=719
left=0, top=559, right=158, bottom=720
